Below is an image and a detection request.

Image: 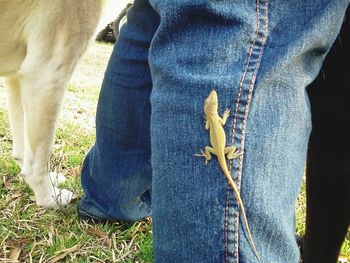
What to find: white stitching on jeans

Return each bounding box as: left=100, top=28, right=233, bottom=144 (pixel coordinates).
left=226, top=0, right=268, bottom=262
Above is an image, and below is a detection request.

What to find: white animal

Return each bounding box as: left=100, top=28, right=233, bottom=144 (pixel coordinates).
left=0, top=0, right=123, bottom=208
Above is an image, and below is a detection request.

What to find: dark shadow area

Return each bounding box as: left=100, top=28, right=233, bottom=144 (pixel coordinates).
left=304, top=6, right=350, bottom=263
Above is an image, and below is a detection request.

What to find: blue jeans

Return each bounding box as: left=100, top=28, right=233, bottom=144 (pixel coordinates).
left=79, top=0, right=349, bottom=262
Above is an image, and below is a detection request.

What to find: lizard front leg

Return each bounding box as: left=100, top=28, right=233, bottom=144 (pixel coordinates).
left=205, top=119, right=210, bottom=130
left=219, top=108, right=230, bottom=125
left=194, top=146, right=217, bottom=165
left=225, top=146, right=242, bottom=160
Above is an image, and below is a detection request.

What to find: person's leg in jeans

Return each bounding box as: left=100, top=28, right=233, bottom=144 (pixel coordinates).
left=79, top=0, right=350, bottom=262
left=148, top=1, right=349, bottom=262
left=78, top=0, right=160, bottom=221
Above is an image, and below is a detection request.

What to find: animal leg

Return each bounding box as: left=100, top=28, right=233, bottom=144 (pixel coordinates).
left=225, top=146, right=242, bottom=160
left=195, top=146, right=216, bottom=165
left=12, top=0, right=103, bottom=208
left=20, top=71, right=73, bottom=207
left=219, top=108, right=230, bottom=125
left=5, top=75, right=24, bottom=166
left=17, top=34, right=83, bottom=207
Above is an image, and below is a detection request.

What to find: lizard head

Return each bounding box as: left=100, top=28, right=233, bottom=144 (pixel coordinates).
left=204, top=90, right=218, bottom=114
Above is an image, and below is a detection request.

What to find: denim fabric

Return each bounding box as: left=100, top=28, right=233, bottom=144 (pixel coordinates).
left=79, top=0, right=349, bottom=262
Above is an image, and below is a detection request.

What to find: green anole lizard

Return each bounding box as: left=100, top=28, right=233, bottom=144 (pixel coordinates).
left=195, top=90, right=260, bottom=260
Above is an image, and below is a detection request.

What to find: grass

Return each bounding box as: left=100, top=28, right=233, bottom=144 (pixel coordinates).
left=0, top=42, right=153, bottom=263
left=0, top=41, right=349, bottom=262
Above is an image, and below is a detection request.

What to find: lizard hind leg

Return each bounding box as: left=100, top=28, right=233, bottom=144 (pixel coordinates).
left=225, top=146, right=242, bottom=160
left=194, top=146, right=216, bottom=165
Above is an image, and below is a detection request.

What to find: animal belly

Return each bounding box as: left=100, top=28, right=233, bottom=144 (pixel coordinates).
left=0, top=0, right=30, bottom=76
left=0, top=46, right=26, bottom=76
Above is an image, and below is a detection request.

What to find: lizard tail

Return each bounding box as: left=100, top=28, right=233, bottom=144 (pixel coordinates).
left=224, top=171, right=261, bottom=261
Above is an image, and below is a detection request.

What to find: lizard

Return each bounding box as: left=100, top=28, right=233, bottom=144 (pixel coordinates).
left=195, top=90, right=260, bottom=260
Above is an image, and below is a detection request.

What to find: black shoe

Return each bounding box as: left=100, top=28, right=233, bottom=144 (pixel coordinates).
left=76, top=203, right=110, bottom=224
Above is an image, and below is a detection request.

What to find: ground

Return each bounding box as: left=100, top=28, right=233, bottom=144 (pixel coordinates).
left=0, top=39, right=349, bottom=262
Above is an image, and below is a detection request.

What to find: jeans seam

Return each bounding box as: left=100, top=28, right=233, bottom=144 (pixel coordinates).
left=225, top=190, right=229, bottom=262
left=225, top=0, right=269, bottom=262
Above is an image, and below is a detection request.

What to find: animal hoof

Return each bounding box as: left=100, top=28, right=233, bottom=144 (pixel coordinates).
left=49, top=172, right=67, bottom=187
left=53, top=188, right=75, bottom=206
left=36, top=188, right=74, bottom=208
